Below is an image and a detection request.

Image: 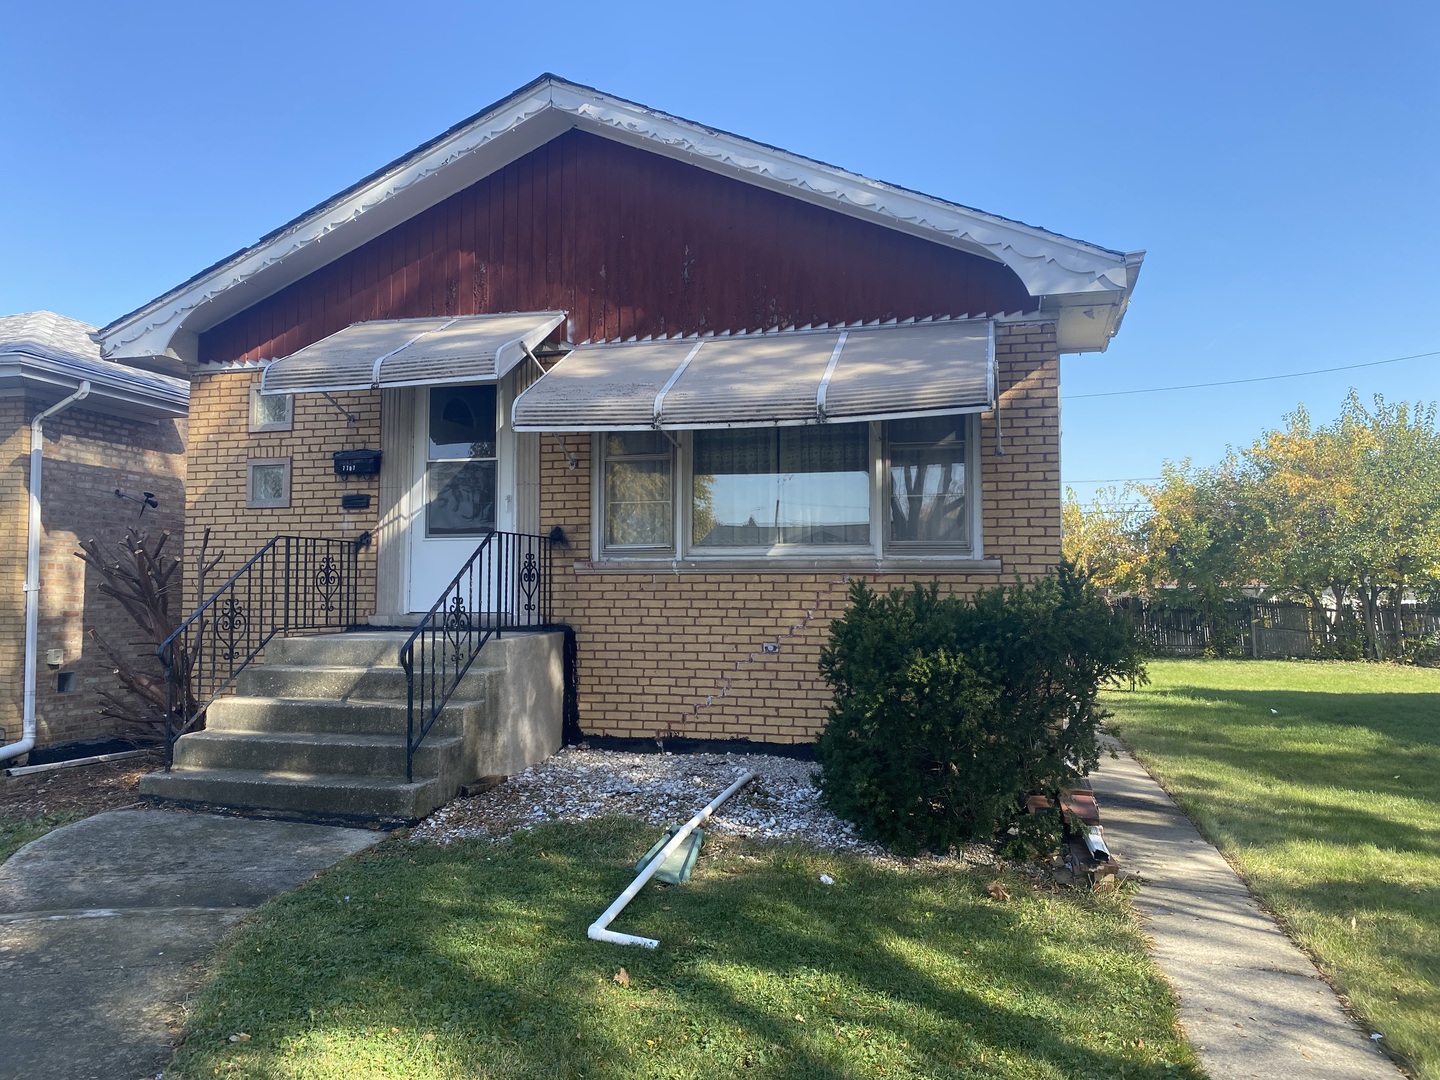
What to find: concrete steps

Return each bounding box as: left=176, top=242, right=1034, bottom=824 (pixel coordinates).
left=142, top=768, right=447, bottom=821
left=139, top=631, right=529, bottom=823
left=203, top=697, right=469, bottom=738
left=140, top=629, right=564, bottom=822
left=170, top=730, right=461, bottom=778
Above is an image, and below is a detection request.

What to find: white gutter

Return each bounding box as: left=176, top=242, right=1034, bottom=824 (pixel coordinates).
left=588, top=770, right=755, bottom=948
left=2, top=382, right=91, bottom=763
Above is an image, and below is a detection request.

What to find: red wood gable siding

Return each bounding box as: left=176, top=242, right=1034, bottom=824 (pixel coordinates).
left=199, top=129, right=1036, bottom=364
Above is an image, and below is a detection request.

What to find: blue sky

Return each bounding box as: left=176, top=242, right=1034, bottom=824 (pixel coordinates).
left=3, top=0, right=1436, bottom=502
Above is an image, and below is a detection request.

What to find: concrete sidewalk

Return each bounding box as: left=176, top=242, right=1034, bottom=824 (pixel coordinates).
left=0, top=810, right=383, bottom=1080
left=1089, top=737, right=1403, bottom=1080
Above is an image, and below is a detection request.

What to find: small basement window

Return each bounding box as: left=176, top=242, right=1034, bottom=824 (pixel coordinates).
left=250, top=385, right=294, bottom=432
left=247, top=458, right=291, bottom=508
left=56, top=672, right=75, bottom=694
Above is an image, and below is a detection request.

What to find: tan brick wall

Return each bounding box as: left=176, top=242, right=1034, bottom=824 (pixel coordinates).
left=0, top=399, right=30, bottom=750
left=0, top=398, right=187, bottom=751
left=184, top=369, right=380, bottom=609
left=541, top=322, right=1061, bottom=743
left=180, top=323, right=1060, bottom=747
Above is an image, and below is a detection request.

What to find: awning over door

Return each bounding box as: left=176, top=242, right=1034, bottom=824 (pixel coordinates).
left=259, top=311, right=566, bottom=393
left=511, top=319, right=994, bottom=431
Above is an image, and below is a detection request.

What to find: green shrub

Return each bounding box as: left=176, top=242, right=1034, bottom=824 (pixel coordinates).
left=999, top=808, right=1065, bottom=862
left=816, top=565, right=1146, bottom=854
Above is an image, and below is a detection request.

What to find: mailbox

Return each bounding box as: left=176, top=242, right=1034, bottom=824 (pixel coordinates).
left=333, top=449, right=382, bottom=476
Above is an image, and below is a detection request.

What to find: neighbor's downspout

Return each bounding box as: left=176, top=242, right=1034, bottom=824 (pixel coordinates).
left=1, top=381, right=91, bottom=763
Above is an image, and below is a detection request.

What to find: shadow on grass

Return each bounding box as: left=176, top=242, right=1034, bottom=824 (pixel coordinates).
left=1135, top=685, right=1440, bottom=749
left=1112, top=686, right=1440, bottom=854
left=169, top=819, right=1201, bottom=1080
left=1109, top=673, right=1440, bottom=1078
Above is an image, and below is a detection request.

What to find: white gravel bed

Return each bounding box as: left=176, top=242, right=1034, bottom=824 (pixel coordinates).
left=409, top=745, right=890, bottom=855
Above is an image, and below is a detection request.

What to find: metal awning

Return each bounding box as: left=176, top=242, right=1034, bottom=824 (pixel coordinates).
left=259, top=311, right=567, bottom=394
left=511, top=319, right=994, bottom=431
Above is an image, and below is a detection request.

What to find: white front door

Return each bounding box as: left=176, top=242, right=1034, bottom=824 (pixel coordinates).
left=407, top=384, right=515, bottom=612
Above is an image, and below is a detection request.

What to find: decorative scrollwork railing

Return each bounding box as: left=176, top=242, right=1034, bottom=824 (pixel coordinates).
left=157, top=534, right=367, bottom=766
left=400, top=531, right=552, bottom=782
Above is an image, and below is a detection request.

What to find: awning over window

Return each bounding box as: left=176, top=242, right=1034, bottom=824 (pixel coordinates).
left=259, top=311, right=566, bottom=394
left=511, top=319, right=994, bottom=431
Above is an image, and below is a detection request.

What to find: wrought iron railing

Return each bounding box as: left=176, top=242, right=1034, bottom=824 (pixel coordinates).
left=157, top=534, right=366, bottom=765
left=401, top=531, right=552, bottom=782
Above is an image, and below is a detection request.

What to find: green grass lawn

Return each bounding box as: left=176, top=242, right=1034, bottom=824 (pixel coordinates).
left=1105, top=659, right=1440, bottom=1079
left=167, top=818, right=1202, bottom=1079
left=0, top=811, right=81, bottom=864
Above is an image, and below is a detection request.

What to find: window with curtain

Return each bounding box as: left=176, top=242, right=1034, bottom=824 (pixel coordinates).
left=602, top=432, right=674, bottom=551
left=692, top=424, right=870, bottom=547
left=593, top=415, right=977, bottom=560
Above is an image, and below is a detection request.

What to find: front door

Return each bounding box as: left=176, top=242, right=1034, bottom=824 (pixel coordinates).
left=407, top=384, right=510, bottom=611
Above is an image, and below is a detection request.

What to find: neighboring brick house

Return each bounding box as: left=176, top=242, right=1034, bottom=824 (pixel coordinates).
left=0, top=312, right=187, bottom=761
left=94, top=74, right=1142, bottom=747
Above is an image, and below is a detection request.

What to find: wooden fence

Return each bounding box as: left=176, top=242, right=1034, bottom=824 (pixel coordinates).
left=1112, top=599, right=1440, bottom=659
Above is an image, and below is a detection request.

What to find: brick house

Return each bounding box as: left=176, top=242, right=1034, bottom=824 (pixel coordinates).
left=92, top=76, right=1142, bottom=816
left=0, top=311, right=187, bottom=763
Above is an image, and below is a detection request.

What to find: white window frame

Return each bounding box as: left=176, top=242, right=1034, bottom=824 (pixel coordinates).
left=249, top=385, right=293, bottom=432
left=247, top=457, right=291, bottom=509
left=591, top=415, right=982, bottom=564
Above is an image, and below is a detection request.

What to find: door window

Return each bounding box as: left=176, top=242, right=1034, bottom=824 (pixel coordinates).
left=425, top=385, right=497, bottom=536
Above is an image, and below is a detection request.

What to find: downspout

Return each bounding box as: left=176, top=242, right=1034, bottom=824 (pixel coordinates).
left=588, top=770, right=756, bottom=948
left=1, top=381, right=91, bottom=763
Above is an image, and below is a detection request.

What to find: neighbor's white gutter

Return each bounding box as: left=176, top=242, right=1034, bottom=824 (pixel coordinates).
left=588, top=770, right=756, bottom=948
left=1, top=381, right=91, bottom=763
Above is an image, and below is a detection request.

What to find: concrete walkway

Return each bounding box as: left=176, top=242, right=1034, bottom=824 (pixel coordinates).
left=0, top=810, right=382, bottom=1080
left=1089, top=737, right=1403, bottom=1079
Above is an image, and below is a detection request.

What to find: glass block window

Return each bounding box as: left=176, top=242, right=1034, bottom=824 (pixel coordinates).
left=247, top=458, right=291, bottom=508
left=249, top=386, right=293, bottom=432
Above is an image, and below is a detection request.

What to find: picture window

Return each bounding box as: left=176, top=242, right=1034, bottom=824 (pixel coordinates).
left=692, top=425, right=870, bottom=548
left=594, top=415, right=977, bottom=561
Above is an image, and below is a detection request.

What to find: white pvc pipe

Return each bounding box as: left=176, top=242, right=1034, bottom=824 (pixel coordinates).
left=2, top=382, right=91, bottom=764
left=588, top=769, right=756, bottom=948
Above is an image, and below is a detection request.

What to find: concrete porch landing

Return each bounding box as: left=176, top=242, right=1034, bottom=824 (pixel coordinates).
left=140, top=630, right=564, bottom=822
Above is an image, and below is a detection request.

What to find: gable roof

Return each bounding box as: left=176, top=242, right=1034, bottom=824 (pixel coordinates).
left=97, top=74, right=1143, bottom=363
left=0, top=311, right=188, bottom=418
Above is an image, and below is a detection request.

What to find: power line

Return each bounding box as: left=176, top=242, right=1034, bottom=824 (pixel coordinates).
left=1063, top=348, right=1440, bottom=401
left=1064, top=477, right=1161, bottom=483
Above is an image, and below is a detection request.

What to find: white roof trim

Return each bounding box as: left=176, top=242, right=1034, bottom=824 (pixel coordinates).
left=98, top=77, right=1142, bottom=364
left=0, top=352, right=188, bottom=418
